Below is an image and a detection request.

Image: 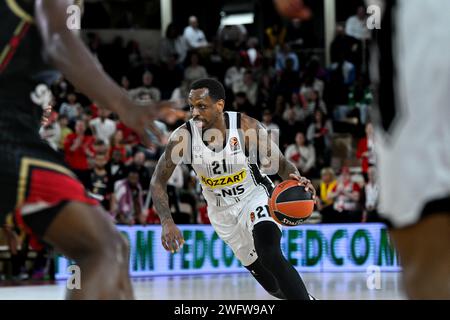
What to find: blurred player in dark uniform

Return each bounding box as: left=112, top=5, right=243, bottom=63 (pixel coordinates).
left=0, top=0, right=180, bottom=299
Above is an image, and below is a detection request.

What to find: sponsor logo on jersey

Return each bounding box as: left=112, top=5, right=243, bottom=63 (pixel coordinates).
left=200, top=169, right=246, bottom=189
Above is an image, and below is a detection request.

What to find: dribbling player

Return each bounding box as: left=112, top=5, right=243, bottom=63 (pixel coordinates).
left=370, top=0, right=450, bottom=298
left=151, top=79, right=316, bottom=300
left=0, top=0, right=179, bottom=299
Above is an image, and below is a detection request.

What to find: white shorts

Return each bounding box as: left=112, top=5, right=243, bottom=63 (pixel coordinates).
left=207, top=186, right=282, bottom=266
left=373, top=0, right=450, bottom=228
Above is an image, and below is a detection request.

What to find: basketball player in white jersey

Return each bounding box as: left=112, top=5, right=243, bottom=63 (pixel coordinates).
left=370, top=0, right=450, bottom=298
left=151, top=79, right=316, bottom=300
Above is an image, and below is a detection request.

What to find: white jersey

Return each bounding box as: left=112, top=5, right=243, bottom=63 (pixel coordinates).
left=370, top=0, right=450, bottom=227
left=185, top=112, right=273, bottom=208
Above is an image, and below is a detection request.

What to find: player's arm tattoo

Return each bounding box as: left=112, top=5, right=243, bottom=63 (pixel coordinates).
left=150, top=129, right=186, bottom=224
left=242, top=114, right=300, bottom=180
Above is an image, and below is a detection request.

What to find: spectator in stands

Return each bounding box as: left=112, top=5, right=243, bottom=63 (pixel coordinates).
left=92, top=139, right=109, bottom=157
left=64, top=119, right=95, bottom=186
left=130, top=53, right=161, bottom=93
left=218, top=24, right=247, bottom=50
left=330, top=24, right=353, bottom=64
left=128, top=151, right=151, bottom=196
left=184, top=52, right=208, bottom=83
left=326, top=52, right=352, bottom=112
left=262, top=109, right=280, bottom=143
left=361, top=166, right=380, bottom=223
left=317, top=167, right=337, bottom=215
left=345, top=6, right=370, bottom=73
left=107, top=36, right=128, bottom=83
left=256, top=73, right=275, bottom=109
left=112, top=165, right=147, bottom=225
left=107, top=148, right=127, bottom=190
left=282, top=93, right=304, bottom=122
left=87, top=152, right=111, bottom=210
left=40, top=111, right=60, bottom=151
left=284, top=132, right=316, bottom=178
left=57, top=114, right=72, bottom=151
left=277, top=57, right=301, bottom=96
left=276, top=44, right=299, bottom=72
left=356, top=122, right=376, bottom=180
left=86, top=100, right=99, bottom=119
left=307, top=109, right=333, bottom=168
left=170, top=79, right=192, bottom=102
left=241, top=70, right=258, bottom=106
left=50, top=75, right=69, bottom=103
left=89, top=108, right=116, bottom=145
left=129, top=71, right=161, bottom=102
left=300, top=74, right=325, bottom=105
left=240, top=37, right=263, bottom=70
left=285, top=18, right=315, bottom=49
left=232, top=92, right=254, bottom=117
left=224, top=54, right=246, bottom=93
left=109, top=129, right=128, bottom=163
left=160, top=23, right=188, bottom=65
left=254, top=56, right=277, bottom=80
left=347, top=74, right=373, bottom=125
left=183, top=16, right=209, bottom=50
left=159, top=54, right=184, bottom=99
left=345, top=6, right=371, bottom=41
left=264, top=23, right=286, bottom=50
left=273, top=94, right=286, bottom=117
left=304, top=90, right=327, bottom=118
left=330, top=57, right=356, bottom=121
left=325, top=167, right=362, bottom=223
left=59, top=92, right=82, bottom=125
left=280, top=105, right=304, bottom=148
left=116, top=121, right=140, bottom=148
left=126, top=40, right=142, bottom=69
left=205, top=39, right=226, bottom=80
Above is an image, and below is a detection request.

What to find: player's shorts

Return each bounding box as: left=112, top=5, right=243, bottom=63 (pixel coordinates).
left=207, top=186, right=282, bottom=266
left=0, top=140, right=98, bottom=242
left=372, top=0, right=450, bottom=228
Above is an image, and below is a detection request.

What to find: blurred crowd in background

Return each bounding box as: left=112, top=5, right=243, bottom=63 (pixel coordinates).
left=38, top=5, right=380, bottom=226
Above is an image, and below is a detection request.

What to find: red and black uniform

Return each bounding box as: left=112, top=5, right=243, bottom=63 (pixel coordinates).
left=0, top=0, right=96, bottom=239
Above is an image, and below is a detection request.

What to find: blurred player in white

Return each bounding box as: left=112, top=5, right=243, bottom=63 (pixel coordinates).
left=369, top=0, right=450, bottom=298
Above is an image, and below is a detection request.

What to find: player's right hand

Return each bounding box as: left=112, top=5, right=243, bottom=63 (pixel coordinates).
left=161, top=219, right=185, bottom=253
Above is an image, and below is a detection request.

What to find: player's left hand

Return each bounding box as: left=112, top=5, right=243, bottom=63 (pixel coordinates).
left=289, top=173, right=317, bottom=203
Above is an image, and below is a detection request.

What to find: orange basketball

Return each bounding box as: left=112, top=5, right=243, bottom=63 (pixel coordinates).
left=273, top=0, right=312, bottom=20
left=269, top=180, right=315, bottom=226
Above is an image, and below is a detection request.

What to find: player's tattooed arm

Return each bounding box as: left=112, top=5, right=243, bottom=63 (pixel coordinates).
left=241, top=114, right=315, bottom=197
left=241, top=114, right=298, bottom=179
left=151, top=151, right=177, bottom=225
left=150, top=126, right=188, bottom=252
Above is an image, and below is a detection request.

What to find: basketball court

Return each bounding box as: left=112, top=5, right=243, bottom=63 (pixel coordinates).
left=0, top=272, right=405, bottom=300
